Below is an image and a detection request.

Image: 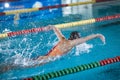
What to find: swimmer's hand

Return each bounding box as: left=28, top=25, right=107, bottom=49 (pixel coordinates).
left=44, top=25, right=54, bottom=31
left=97, top=34, right=105, bottom=44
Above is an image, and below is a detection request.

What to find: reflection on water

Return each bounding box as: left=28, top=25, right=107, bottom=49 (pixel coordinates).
left=97, top=63, right=120, bottom=80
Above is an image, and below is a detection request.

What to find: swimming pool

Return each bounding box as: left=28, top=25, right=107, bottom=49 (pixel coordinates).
left=0, top=1, right=120, bottom=80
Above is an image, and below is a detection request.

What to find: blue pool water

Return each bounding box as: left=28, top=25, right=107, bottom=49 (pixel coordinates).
left=0, top=1, right=120, bottom=80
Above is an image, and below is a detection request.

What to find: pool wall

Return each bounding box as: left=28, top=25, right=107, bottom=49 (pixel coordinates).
left=0, top=0, right=62, bottom=21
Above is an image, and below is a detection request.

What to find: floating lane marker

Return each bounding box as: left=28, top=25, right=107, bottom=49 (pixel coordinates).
left=0, top=33, right=8, bottom=38
left=54, top=19, right=96, bottom=29
left=24, top=56, right=120, bottom=80
left=5, top=8, right=39, bottom=15
left=0, top=14, right=120, bottom=39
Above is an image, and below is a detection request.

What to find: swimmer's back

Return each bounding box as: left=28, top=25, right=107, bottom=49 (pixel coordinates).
left=46, top=39, right=73, bottom=57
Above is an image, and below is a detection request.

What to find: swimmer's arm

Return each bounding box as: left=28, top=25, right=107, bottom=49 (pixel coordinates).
left=0, top=64, right=19, bottom=73
left=30, top=56, right=50, bottom=67
left=0, top=56, right=50, bottom=73
left=71, top=34, right=105, bottom=46
left=53, top=27, right=65, bottom=40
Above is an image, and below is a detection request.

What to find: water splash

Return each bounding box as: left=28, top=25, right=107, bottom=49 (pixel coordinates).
left=75, top=43, right=93, bottom=56
left=32, top=1, right=43, bottom=8
left=2, top=28, right=11, bottom=33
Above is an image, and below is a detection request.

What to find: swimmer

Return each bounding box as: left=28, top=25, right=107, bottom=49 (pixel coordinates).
left=36, top=26, right=105, bottom=60
left=0, top=26, right=105, bottom=73
left=14, top=14, right=19, bottom=20
left=14, top=14, right=20, bottom=25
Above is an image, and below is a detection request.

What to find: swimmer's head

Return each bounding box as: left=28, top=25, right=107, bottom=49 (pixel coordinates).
left=68, top=31, right=81, bottom=40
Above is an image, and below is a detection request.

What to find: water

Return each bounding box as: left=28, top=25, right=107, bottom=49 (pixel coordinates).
left=0, top=2, right=120, bottom=80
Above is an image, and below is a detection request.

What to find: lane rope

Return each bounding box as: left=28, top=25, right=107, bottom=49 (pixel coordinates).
left=0, top=14, right=120, bottom=39
left=24, top=56, right=120, bottom=80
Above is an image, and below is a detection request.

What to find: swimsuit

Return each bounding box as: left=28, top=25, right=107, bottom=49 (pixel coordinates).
left=45, top=42, right=63, bottom=57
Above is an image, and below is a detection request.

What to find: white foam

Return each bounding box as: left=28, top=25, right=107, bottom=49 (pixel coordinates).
left=10, top=52, right=61, bottom=68
left=32, top=1, right=43, bottom=8
left=75, top=43, right=93, bottom=56
left=12, top=54, right=32, bottom=67
left=2, top=28, right=11, bottom=33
